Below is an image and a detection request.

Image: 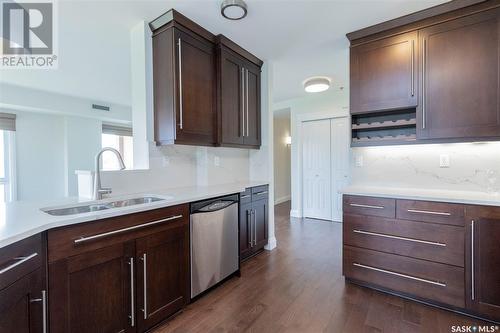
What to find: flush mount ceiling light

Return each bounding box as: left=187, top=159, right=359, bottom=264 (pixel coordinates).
left=221, top=0, right=248, bottom=20
left=303, top=77, right=331, bottom=93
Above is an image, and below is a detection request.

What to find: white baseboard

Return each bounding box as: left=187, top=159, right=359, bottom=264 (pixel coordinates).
left=274, top=195, right=291, bottom=205
left=265, top=236, right=277, bottom=251
left=290, top=209, right=302, bottom=218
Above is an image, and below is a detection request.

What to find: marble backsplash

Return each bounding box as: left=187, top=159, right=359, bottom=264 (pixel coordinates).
left=350, top=141, right=500, bottom=194
left=100, top=143, right=251, bottom=195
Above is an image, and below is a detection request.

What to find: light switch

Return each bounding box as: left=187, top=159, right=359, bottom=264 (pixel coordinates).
left=440, top=154, right=450, bottom=168
left=355, top=154, right=363, bottom=167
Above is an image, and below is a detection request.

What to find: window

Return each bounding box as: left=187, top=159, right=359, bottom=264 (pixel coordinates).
left=0, top=113, right=16, bottom=202
left=101, top=124, right=133, bottom=171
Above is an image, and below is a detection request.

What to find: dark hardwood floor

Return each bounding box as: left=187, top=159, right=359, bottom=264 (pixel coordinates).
left=154, top=201, right=489, bottom=333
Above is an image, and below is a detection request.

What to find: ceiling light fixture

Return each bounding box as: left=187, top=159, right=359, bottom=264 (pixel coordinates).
left=221, top=0, right=248, bottom=20
left=303, top=77, right=331, bottom=93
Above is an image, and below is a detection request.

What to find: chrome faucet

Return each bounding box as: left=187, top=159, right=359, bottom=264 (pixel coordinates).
left=93, top=147, right=126, bottom=200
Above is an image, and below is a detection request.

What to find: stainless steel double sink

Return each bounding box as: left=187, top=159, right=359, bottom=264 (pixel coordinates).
left=42, top=196, right=167, bottom=216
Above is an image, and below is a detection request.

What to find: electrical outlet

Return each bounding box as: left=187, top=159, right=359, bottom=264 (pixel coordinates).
left=162, top=156, right=170, bottom=167
left=214, top=156, right=220, bottom=167
left=440, top=154, right=450, bottom=168
left=355, top=154, right=364, bottom=167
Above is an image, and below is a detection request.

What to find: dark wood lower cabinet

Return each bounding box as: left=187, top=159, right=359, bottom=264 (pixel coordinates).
left=49, top=242, right=135, bottom=333
left=47, top=204, right=190, bottom=333
left=344, top=195, right=500, bottom=323
left=136, top=224, right=189, bottom=332
left=240, top=186, right=268, bottom=261
left=0, top=269, right=45, bottom=333
left=465, top=206, right=500, bottom=322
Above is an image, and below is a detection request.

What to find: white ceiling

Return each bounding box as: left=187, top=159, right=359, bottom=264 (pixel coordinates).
left=0, top=0, right=448, bottom=105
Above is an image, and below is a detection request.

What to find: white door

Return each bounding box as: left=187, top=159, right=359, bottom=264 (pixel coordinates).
left=302, top=119, right=332, bottom=220
left=331, top=117, right=350, bottom=222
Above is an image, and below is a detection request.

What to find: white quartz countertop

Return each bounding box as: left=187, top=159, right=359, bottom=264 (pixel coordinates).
left=0, top=181, right=269, bottom=249
left=341, top=185, right=500, bottom=207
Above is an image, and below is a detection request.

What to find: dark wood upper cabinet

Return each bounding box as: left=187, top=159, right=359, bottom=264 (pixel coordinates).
left=135, top=223, right=189, bottom=332
left=465, top=206, right=500, bottom=322
left=151, top=11, right=216, bottom=146
left=350, top=31, right=418, bottom=114
left=418, top=8, right=500, bottom=140
left=217, top=35, right=262, bottom=149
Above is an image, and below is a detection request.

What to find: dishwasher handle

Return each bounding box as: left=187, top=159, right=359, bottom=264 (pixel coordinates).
left=194, top=200, right=237, bottom=213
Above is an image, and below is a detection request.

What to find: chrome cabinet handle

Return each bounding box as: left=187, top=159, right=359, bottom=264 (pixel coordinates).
left=246, top=68, right=249, bottom=137
left=30, top=290, right=47, bottom=333
left=178, top=38, right=183, bottom=130
left=254, top=191, right=268, bottom=196
left=240, top=195, right=250, bottom=199
left=471, top=220, right=475, bottom=301
left=422, top=38, right=427, bottom=129
left=129, top=257, right=135, bottom=327
left=411, top=39, right=415, bottom=97
left=141, top=253, right=147, bottom=319
left=0, top=252, right=38, bottom=274
left=353, top=229, right=446, bottom=247
left=241, top=67, right=245, bottom=137
left=247, top=210, right=252, bottom=247
left=253, top=209, right=257, bottom=246
left=353, top=263, right=446, bottom=287
left=349, top=203, right=384, bottom=210
left=407, top=209, right=451, bottom=216
left=74, top=215, right=183, bottom=244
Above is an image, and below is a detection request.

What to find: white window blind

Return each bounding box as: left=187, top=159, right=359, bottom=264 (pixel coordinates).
left=0, top=113, right=16, bottom=131
left=102, top=123, right=132, bottom=137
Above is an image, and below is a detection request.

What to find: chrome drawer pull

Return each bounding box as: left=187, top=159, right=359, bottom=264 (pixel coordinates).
left=240, top=195, right=250, bottom=199
left=353, top=229, right=446, bottom=247
left=0, top=252, right=38, bottom=274
left=74, top=215, right=183, bottom=244
left=254, top=191, right=268, bottom=196
left=407, top=209, right=451, bottom=216
left=353, top=263, right=446, bottom=287
left=349, top=203, right=384, bottom=210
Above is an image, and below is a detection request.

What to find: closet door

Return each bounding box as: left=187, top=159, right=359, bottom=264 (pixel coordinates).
left=331, top=117, right=350, bottom=222
left=302, top=119, right=332, bottom=220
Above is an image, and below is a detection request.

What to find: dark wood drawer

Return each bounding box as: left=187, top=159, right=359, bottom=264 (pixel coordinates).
left=344, top=246, right=465, bottom=308
left=251, top=185, right=269, bottom=202
left=344, top=214, right=464, bottom=267
left=343, top=195, right=396, bottom=218
left=240, top=188, right=252, bottom=205
left=47, top=204, right=189, bottom=262
left=397, top=200, right=465, bottom=226
left=0, top=234, right=43, bottom=291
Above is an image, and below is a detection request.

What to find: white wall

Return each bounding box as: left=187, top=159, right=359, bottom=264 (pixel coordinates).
left=15, top=112, right=66, bottom=201
left=273, top=89, right=349, bottom=217
left=351, top=142, right=500, bottom=193
left=273, top=109, right=291, bottom=204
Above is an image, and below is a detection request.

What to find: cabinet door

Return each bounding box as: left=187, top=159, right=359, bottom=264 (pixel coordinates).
left=350, top=31, right=417, bottom=114
left=252, top=198, right=268, bottom=250
left=239, top=202, right=252, bottom=260
left=0, top=269, right=45, bottom=333
left=466, top=217, right=500, bottom=321
left=136, top=223, right=189, bottom=332
left=418, top=9, right=500, bottom=140
left=244, top=64, right=261, bottom=147
left=175, top=29, right=216, bottom=145
left=219, top=49, right=244, bottom=145
left=49, top=242, right=135, bottom=333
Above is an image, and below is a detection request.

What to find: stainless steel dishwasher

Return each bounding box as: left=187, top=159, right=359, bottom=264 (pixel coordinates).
left=190, top=194, right=239, bottom=298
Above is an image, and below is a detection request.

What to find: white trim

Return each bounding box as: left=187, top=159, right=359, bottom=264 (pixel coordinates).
left=264, top=236, right=277, bottom=251
left=290, top=209, right=302, bottom=218
left=274, top=195, right=290, bottom=205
